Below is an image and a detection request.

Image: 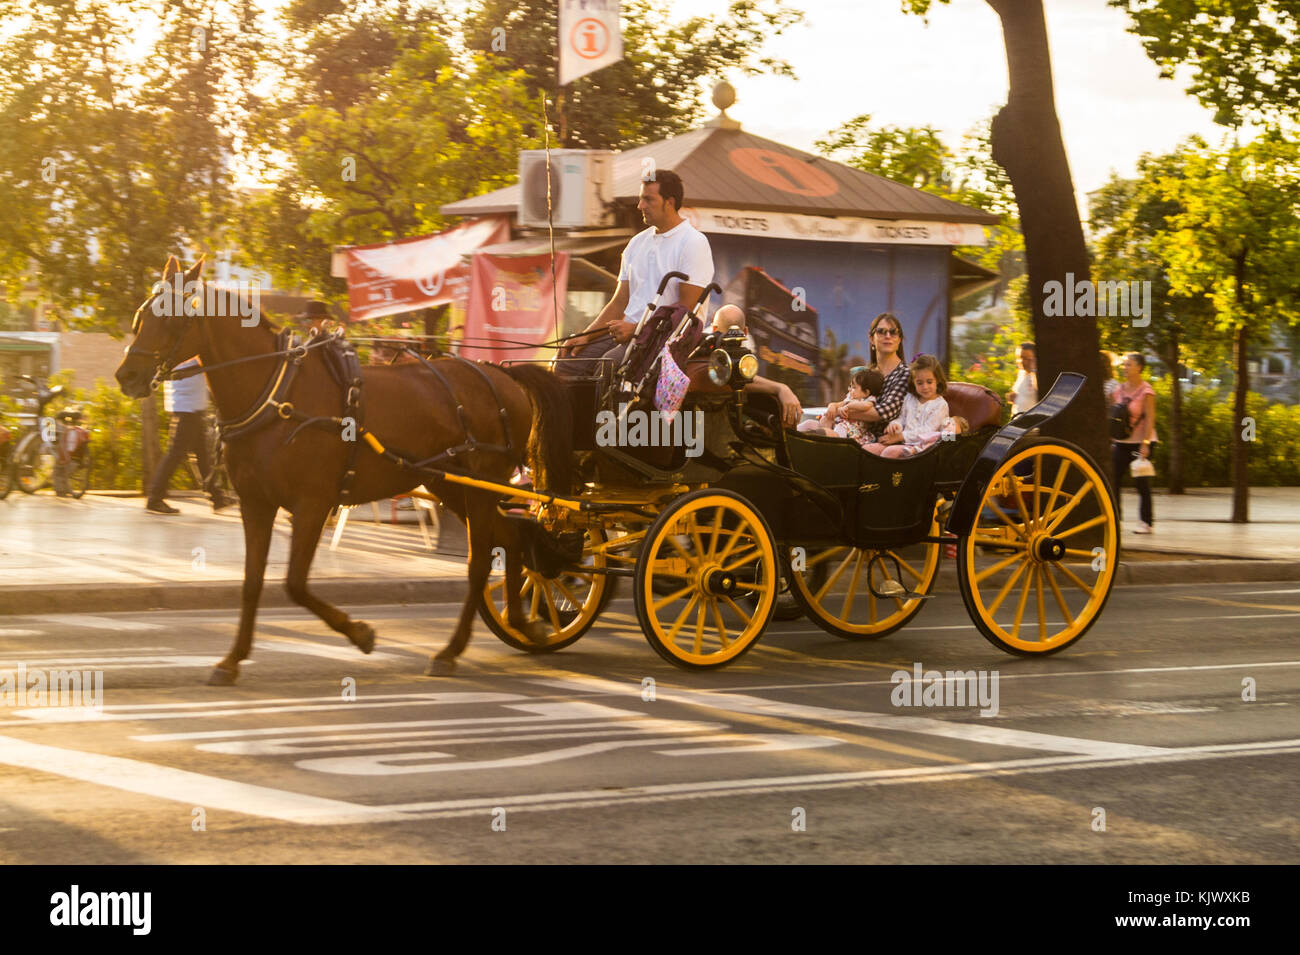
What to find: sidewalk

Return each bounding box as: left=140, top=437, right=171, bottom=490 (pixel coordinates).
left=0, top=487, right=1297, bottom=615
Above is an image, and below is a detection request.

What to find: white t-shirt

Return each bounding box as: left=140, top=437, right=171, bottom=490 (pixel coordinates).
left=1009, top=368, right=1038, bottom=415
left=617, top=219, right=714, bottom=323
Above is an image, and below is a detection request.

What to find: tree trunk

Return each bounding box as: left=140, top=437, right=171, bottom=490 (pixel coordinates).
left=1164, top=334, right=1184, bottom=494
left=1231, top=324, right=1250, bottom=523
left=985, top=0, right=1109, bottom=468
left=140, top=392, right=160, bottom=495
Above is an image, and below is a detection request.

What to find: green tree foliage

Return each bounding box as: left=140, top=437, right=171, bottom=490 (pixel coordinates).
left=1088, top=150, right=1225, bottom=492
left=1110, top=0, right=1300, bottom=126
left=1152, top=131, right=1300, bottom=517
left=461, top=0, right=804, bottom=149
left=816, top=114, right=1024, bottom=282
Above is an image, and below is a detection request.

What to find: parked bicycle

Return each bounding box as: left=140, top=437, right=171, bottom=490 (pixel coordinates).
left=9, top=375, right=92, bottom=498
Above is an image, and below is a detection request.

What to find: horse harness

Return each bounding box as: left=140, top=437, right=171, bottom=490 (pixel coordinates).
left=170, top=329, right=518, bottom=504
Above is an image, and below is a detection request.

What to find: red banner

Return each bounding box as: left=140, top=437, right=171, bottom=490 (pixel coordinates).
left=462, top=251, right=570, bottom=364
left=344, top=218, right=508, bottom=322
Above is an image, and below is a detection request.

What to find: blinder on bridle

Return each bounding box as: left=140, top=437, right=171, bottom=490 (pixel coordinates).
left=127, top=283, right=199, bottom=389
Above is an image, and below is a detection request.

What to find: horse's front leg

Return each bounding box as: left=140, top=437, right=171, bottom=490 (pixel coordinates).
left=210, top=494, right=276, bottom=686
left=427, top=492, right=497, bottom=676
left=285, top=499, right=375, bottom=654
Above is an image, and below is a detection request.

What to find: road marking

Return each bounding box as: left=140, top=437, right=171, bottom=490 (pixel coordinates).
left=5, top=691, right=524, bottom=723
left=33, top=615, right=165, bottom=632
left=0, top=630, right=43, bottom=638
left=1, top=655, right=235, bottom=671
left=530, top=675, right=1171, bottom=757
left=0, top=734, right=406, bottom=825
left=1228, top=588, right=1300, bottom=596
left=257, top=636, right=407, bottom=663
left=1174, top=595, right=1300, bottom=614
left=382, top=738, right=1300, bottom=819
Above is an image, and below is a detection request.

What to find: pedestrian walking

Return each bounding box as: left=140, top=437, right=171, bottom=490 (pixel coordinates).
left=1005, top=342, right=1037, bottom=415
left=145, top=358, right=231, bottom=514
left=1111, top=352, right=1157, bottom=533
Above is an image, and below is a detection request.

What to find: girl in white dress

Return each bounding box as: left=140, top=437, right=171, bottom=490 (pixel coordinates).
left=864, top=354, right=950, bottom=458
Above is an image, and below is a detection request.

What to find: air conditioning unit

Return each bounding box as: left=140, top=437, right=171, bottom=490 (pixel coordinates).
left=517, top=149, right=615, bottom=229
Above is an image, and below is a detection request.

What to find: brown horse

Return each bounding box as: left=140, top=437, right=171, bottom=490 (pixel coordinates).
left=115, top=256, right=571, bottom=683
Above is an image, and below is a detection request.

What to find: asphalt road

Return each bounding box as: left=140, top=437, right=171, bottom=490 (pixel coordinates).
left=0, top=581, right=1297, bottom=864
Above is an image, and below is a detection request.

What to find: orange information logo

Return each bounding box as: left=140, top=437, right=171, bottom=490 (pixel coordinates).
left=728, top=148, right=839, bottom=197
left=570, top=18, right=610, bottom=59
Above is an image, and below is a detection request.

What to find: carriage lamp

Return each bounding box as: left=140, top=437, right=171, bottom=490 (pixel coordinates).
left=707, top=326, right=758, bottom=388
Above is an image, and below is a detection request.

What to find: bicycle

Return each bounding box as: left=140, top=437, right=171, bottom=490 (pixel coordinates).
left=9, top=375, right=92, bottom=498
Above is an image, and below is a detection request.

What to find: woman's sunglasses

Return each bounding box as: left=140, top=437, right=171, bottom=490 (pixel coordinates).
left=873, top=327, right=900, bottom=338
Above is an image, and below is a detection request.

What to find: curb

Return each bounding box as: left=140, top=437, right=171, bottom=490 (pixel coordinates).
left=0, top=578, right=470, bottom=616
left=2, top=558, right=1298, bottom=617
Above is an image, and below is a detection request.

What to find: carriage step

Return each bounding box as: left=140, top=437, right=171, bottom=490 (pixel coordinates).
left=869, top=577, right=933, bottom=601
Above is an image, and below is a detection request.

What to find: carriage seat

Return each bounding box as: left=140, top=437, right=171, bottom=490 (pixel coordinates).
left=945, top=382, right=1003, bottom=431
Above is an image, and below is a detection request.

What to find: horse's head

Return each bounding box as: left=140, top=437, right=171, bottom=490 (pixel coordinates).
left=116, top=255, right=209, bottom=398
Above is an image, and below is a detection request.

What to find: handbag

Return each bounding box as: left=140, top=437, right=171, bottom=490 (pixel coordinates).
left=1130, top=456, right=1155, bottom=479
left=1109, top=390, right=1145, bottom=441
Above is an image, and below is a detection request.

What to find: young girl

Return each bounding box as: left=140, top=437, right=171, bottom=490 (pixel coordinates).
left=798, top=368, right=884, bottom=450
left=865, top=355, right=950, bottom=458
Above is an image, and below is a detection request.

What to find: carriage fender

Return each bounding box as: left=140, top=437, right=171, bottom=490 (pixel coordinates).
left=945, top=372, right=1086, bottom=538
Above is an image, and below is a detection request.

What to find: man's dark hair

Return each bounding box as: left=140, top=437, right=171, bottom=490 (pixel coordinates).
left=649, top=169, right=685, bottom=212
left=1020, top=342, right=1036, bottom=353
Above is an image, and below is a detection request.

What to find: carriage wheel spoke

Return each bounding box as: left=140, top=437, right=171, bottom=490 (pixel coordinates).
left=667, top=534, right=699, bottom=566
left=653, top=582, right=697, bottom=613
left=841, top=550, right=865, bottom=619
left=975, top=550, right=1025, bottom=585
left=668, top=593, right=700, bottom=646
left=710, top=600, right=729, bottom=650
left=528, top=579, right=541, bottom=618
left=721, top=545, right=760, bottom=573
left=721, top=595, right=752, bottom=626
left=716, top=521, right=751, bottom=564
left=1041, top=458, right=1071, bottom=527
left=1054, top=513, right=1109, bottom=540
left=706, top=509, right=725, bottom=558
left=541, top=583, right=562, bottom=633
left=1032, top=455, right=1042, bottom=527
left=1034, top=564, right=1047, bottom=642
left=1043, top=564, right=1076, bottom=627
left=971, top=535, right=1028, bottom=550
left=1012, top=476, right=1033, bottom=533
left=816, top=549, right=857, bottom=602
left=1044, top=482, right=1095, bottom=534
left=1054, top=560, right=1098, bottom=597
left=985, top=500, right=1028, bottom=540
left=1010, top=562, right=1035, bottom=640
left=987, top=558, right=1030, bottom=616
left=553, top=576, right=584, bottom=609
left=693, top=603, right=706, bottom=654
left=894, top=554, right=924, bottom=582
left=805, top=547, right=846, bottom=570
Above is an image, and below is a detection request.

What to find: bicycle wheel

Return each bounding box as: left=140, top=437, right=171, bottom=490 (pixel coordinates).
left=14, top=434, right=55, bottom=494
left=67, top=447, right=92, bottom=499
left=0, top=445, right=12, bottom=499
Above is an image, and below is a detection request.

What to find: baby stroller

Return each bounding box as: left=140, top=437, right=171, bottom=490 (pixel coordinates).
left=611, top=271, right=720, bottom=416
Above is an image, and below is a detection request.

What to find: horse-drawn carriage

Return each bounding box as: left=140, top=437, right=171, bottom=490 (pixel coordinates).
left=117, top=257, right=1118, bottom=683
left=476, top=272, right=1119, bottom=670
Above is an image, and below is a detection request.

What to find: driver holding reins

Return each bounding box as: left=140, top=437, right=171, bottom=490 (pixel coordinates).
left=557, top=170, right=802, bottom=426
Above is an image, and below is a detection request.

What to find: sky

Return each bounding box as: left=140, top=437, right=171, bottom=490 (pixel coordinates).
left=663, top=0, right=1231, bottom=220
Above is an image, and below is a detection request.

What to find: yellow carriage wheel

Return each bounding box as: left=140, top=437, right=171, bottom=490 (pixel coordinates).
left=788, top=503, right=943, bottom=640
left=478, top=528, right=612, bottom=653
left=957, top=439, right=1118, bottom=655
left=634, top=489, right=778, bottom=670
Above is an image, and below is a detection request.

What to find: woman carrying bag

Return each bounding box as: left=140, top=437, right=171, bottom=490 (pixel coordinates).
left=1111, top=352, right=1158, bottom=534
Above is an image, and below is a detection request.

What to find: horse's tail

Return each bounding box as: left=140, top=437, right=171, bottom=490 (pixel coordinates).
left=506, top=364, right=573, bottom=496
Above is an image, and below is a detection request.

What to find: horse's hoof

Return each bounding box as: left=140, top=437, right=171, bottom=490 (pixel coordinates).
left=208, top=665, right=238, bottom=686
left=348, top=621, right=375, bottom=654
left=523, top=621, right=554, bottom=646
left=425, top=657, right=457, bottom=677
